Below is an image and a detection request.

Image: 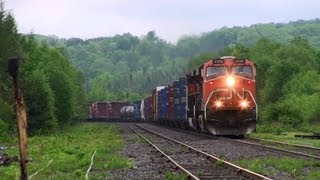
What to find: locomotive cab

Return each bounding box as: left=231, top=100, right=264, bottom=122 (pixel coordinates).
left=187, top=56, right=257, bottom=136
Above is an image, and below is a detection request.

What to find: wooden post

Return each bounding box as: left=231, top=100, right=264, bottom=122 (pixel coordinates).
left=8, top=57, right=28, bottom=180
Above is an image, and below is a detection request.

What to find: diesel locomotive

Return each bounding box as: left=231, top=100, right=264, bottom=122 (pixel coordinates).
left=186, top=56, right=257, bottom=135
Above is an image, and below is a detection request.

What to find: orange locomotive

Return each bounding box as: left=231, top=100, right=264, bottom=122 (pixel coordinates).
left=187, top=56, right=257, bottom=136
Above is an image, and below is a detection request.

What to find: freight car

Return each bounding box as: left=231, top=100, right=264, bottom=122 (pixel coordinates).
left=146, top=56, right=257, bottom=136
left=88, top=100, right=145, bottom=122
left=120, top=100, right=144, bottom=121
left=88, top=101, right=130, bottom=121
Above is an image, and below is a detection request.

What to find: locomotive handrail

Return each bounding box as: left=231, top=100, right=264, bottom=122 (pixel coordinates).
left=204, top=90, right=220, bottom=119
left=244, top=90, right=258, bottom=120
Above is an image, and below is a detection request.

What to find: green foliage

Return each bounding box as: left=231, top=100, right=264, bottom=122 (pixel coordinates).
left=20, top=39, right=86, bottom=133
left=249, top=37, right=320, bottom=127
left=164, top=171, right=188, bottom=180
left=0, top=99, right=14, bottom=126
left=22, top=69, right=58, bottom=134
left=0, top=119, right=11, bottom=142
left=47, top=68, right=75, bottom=125
left=36, top=19, right=320, bottom=103
left=0, top=3, right=86, bottom=135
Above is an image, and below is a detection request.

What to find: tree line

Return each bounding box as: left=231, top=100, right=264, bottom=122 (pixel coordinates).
left=37, top=19, right=320, bottom=103
left=0, top=3, right=86, bottom=140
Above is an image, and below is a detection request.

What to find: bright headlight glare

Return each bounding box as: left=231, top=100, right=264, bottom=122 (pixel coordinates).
left=215, top=101, right=222, bottom=107
left=226, top=76, right=235, bottom=87
left=240, top=101, right=248, bottom=108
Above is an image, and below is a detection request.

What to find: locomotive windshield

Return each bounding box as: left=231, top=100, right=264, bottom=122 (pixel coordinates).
left=232, top=66, right=253, bottom=77
left=206, top=66, right=227, bottom=78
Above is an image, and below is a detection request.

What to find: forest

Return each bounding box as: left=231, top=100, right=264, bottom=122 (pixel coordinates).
left=1, top=0, right=320, bottom=138
left=0, top=4, right=86, bottom=140
left=37, top=19, right=320, bottom=101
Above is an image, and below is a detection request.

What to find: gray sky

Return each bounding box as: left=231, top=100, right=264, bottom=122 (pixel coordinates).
left=4, top=0, right=320, bottom=43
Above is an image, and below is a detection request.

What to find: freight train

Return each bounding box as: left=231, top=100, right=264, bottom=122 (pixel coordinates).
left=89, top=56, right=257, bottom=136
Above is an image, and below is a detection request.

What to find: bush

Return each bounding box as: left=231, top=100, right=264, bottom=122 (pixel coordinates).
left=22, top=69, right=58, bottom=134
left=0, top=119, right=11, bottom=142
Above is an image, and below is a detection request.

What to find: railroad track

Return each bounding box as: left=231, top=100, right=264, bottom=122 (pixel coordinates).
left=136, top=123, right=320, bottom=179
left=128, top=124, right=270, bottom=180
left=152, top=122, right=320, bottom=160
left=226, top=138, right=320, bottom=160
left=243, top=137, right=320, bottom=158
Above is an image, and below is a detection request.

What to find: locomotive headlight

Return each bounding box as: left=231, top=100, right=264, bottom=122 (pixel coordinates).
left=226, top=76, right=235, bottom=87
left=215, top=101, right=222, bottom=108
left=240, top=100, right=248, bottom=108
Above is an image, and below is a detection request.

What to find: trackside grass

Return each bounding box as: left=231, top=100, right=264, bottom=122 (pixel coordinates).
left=0, top=123, right=133, bottom=179
left=165, top=171, right=188, bottom=180
left=235, top=157, right=320, bottom=179
left=250, top=132, right=320, bottom=148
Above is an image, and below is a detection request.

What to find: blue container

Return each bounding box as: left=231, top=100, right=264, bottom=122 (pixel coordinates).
left=157, top=88, right=168, bottom=119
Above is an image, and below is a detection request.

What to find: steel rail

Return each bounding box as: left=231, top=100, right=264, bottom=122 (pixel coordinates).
left=156, top=122, right=320, bottom=160
left=127, top=125, right=200, bottom=180
left=134, top=124, right=271, bottom=180
left=248, top=137, right=320, bottom=151
left=230, top=139, right=320, bottom=160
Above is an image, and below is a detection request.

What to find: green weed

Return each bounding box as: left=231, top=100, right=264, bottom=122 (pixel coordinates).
left=0, top=123, right=133, bottom=179
left=304, top=170, right=320, bottom=180
left=165, top=171, right=188, bottom=180
left=250, top=132, right=320, bottom=148
left=235, top=157, right=319, bottom=177
left=215, top=159, right=224, bottom=167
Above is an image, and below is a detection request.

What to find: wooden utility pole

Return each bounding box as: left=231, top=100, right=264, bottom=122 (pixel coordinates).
left=8, top=56, right=28, bottom=180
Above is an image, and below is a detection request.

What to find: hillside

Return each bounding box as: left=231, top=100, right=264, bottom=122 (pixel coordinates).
left=36, top=19, right=320, bottom=101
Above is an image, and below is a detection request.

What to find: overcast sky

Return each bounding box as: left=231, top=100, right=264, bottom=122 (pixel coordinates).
left=4, top=0, right=320, bottom=43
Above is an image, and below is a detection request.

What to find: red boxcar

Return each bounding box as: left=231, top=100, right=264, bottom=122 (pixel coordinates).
left=109, top=101, right=129, bottom=120
left=88, top=101, right=129, bottom=121
left=144, top=96, right=153, bottom=120
left=92, top=102, right=110, bottom=120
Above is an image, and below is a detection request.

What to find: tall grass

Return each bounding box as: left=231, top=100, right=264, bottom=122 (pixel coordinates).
left=0, top=123, right=133, bottom=179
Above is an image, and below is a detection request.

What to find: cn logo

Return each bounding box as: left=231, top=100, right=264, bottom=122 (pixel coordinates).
left=219, top=88, right=245, bottom=100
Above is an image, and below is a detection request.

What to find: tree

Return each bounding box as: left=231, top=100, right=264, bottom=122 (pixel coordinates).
left=22, top=69, right=57, bottom=134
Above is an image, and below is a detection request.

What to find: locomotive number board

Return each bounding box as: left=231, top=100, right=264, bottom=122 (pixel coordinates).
left=235, top=59, right=245, bottom=64
left=213, top=59, right=224, bottom=64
